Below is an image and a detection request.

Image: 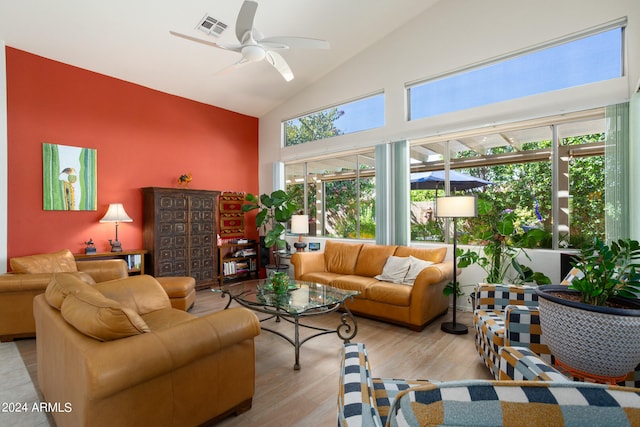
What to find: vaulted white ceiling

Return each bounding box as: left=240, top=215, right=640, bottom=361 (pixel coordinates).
left=0, top=0, right=440, bottom=117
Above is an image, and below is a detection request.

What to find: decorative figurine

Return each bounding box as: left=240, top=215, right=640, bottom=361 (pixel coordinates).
left=84, top=238, right=96, bottom=254
left=178, top=172, right=193, bottom=188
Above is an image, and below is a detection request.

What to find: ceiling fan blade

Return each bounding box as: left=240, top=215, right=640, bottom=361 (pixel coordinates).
left=169, top=31, right=241, bottom=52
left=260, top=36, right=330, bottom=50
left=215, top=58, right=250, bottom=76
left=265, top=50, right=294, bottom=82
left=236, top=0, right=259, bottom=43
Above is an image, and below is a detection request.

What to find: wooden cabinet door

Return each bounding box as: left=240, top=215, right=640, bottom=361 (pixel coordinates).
left=187, top=192, right=217, bottom=287
left=156, top=192, right=188, bottom=277
left=143, top=187, right=219, bottom=290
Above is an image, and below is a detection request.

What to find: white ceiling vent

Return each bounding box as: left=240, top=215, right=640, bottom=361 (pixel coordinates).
left=196, top=14, right=228, bottom=37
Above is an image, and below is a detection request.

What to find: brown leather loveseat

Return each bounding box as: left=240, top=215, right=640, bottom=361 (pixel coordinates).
left=0, top=249, right=129, bottom=341
left=34, top=273, right=260, bottom=427
left=291, top=240, right=454, bottom=330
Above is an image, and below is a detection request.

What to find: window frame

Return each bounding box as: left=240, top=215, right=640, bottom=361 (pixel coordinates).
left=285, top=150, right=377, bottom=240
left=282, top=92, right=385, bottom=147
left=406, top=19, right=625, bottom=121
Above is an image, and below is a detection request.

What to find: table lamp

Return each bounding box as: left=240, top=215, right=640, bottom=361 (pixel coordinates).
left=436, top=195, right=477, bottom=334
left=100, top=203, right=133, bottom=252
left=291, top=215, right=309, bottom=252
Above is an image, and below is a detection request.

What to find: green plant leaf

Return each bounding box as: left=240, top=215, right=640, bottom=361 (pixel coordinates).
left=569, top=237, right=640, bottom=305
left=255, top=209, right=268, bottom=227
left=274, top=206, right=292, bottom=223
left=272, top=222, right=285, bottom=235
left=477, top=198, right=493, bottom=216
left=531, top=272, right=551, bottom=285
left=260, top=193, right=274, bottom=208
left=264, top=232, right=277, bottom=249
left=241, top=203, right=258, bottom=213
left=519, top=228, right=547, bottom=247
left=496, top=217, right=514, bottom=236
left=270, top=190, right=289, bottom=205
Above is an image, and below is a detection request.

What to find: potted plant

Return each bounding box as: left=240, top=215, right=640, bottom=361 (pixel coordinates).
left=457, top=200, right=551, bottom=286
left=535, top=237, right=640, bottom=379
left=242, top=190, right=299, bottom=272
left=447, top=200, right=551, bottom=304
left=268, top=271, right=292, bottom=295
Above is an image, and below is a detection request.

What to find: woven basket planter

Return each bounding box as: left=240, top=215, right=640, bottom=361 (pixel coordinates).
left=535, top=285, right=640, bottom=378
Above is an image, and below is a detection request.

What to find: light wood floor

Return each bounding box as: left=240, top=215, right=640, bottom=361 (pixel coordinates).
left=15, top=289, right=492, bottom=427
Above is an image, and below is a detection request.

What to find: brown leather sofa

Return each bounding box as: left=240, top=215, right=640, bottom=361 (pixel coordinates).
left=0, top=249, right=129, bottom=341
left=1, top=249, right=198, bottom=341
left=291, top=240, right=454, bottom=330
left=34, top=273, right=260, bottom=427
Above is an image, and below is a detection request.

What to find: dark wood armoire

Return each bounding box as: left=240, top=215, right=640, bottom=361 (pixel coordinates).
left=142, top=187, right=219, bottom=290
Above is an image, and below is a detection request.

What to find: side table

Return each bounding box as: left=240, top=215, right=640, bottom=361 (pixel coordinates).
left=275, top=251, right=295, bottom=279
left=74, top=249, right=147, bottom=276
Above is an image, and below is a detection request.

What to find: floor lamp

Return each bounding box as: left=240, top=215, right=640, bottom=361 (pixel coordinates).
left=436, top=195, right=477, bottom=335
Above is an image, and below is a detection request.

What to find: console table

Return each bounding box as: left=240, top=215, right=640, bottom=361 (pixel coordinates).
left=74, top=249, right=147, bottom=276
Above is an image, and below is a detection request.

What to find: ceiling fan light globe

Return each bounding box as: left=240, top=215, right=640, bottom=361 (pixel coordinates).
left=242, top=45, right=266, bottom=62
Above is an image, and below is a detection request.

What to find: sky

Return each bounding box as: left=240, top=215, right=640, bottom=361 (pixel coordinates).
left=286, top=28, right=621, bottom=144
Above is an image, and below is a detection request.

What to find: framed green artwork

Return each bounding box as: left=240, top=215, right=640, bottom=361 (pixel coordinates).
left=43, top=143, right=97, bottom=211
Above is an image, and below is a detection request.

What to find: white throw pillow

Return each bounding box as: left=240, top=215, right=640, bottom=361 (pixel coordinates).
left=374, top=256, right=411, bottom=284
left=403, top=256, right=434, bottom=285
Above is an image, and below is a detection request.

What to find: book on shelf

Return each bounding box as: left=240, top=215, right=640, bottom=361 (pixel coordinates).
left=223, top=261, right=251, bottom=276
left=222, top=258, right=257, bottom=277
left=233, top=248, right=256, bottom=257
left=222, top=261, right=235, bottom=275
left=126, top=254, right=142, bottom=270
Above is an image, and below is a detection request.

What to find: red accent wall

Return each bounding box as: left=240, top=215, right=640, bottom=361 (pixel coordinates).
left=6, top=47, right=259, bottom=264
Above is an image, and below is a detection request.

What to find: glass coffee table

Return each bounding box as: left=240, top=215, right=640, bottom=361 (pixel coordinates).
left=213, top=279, right=359, bottom=370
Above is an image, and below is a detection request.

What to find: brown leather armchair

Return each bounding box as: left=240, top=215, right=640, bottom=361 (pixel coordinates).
left=34, top=273, right=260, bottom=427
left=0, top=249, right=128, bottom=341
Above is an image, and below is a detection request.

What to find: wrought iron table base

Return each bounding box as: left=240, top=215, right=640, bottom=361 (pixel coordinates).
left=221, top=293, right=357, bottom=370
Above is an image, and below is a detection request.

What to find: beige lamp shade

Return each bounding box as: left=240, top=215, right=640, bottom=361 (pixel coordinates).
left=100, top=203, right=133, bottom=223
left=435, top=195, right=477, bottom=218
left=99, top=203, right=132, bottom=252
left=291, top=215, right=309, bottom=234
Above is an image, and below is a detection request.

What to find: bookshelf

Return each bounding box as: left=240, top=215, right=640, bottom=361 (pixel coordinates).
left=74, top=249, right=147, bottom=276
left=219, top=241, right=259, bottom=283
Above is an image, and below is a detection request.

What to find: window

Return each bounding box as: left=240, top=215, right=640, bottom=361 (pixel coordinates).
left=283, top=93, right=384, bottom=146
left=285, top=151, right=376, bottom=239
left=409, top=110, right=606, bottom=249
left=284, top=110, right=611, bottom=249
left=282, top=21, right=625, bottom=247
left=408, top=26, right=623, bottom=120
left=559, top=120, right=606, bottom=248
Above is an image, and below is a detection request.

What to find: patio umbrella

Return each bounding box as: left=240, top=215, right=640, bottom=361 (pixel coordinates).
left=410, top=170, right=492, bottom=191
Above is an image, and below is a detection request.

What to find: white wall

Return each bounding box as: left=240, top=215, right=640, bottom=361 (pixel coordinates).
left=0, top=42, right=7, bottom=273
left=259, top=0, right=640, bottom=194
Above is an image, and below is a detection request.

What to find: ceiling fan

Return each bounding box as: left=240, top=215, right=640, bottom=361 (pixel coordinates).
left=170, top=0, right=330, bottom=82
